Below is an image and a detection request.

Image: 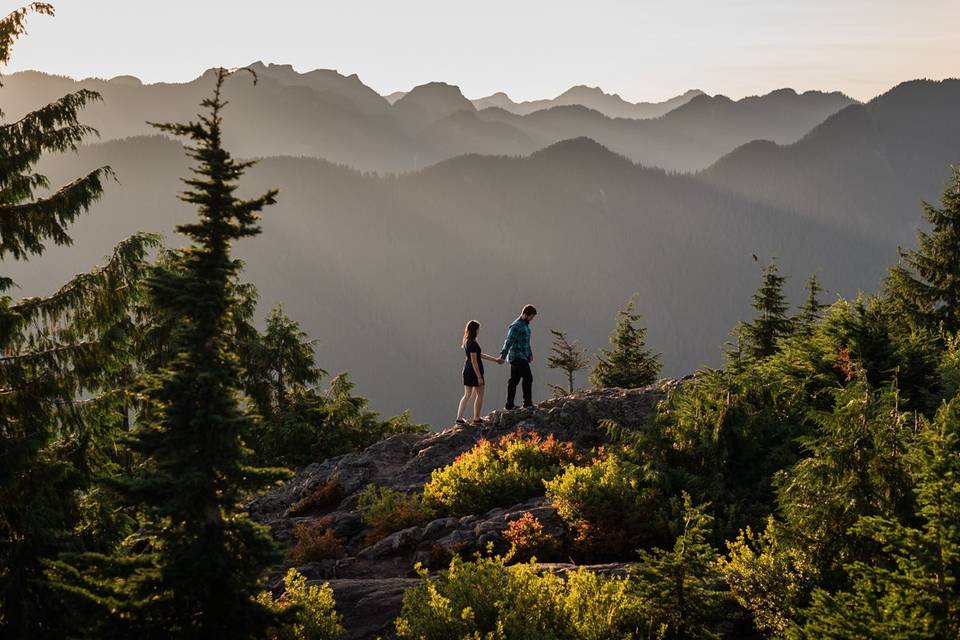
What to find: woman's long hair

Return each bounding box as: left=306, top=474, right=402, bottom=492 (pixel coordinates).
left=462, top=320, right=480, bottom=347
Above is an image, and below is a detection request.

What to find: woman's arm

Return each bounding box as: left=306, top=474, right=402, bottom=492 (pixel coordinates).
left=470, top=352, right=484, bottom=384
left=480, top=353, right=500, bottom=363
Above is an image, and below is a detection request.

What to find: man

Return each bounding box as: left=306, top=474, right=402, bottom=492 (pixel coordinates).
left=498, top=304, right=537, bottom=410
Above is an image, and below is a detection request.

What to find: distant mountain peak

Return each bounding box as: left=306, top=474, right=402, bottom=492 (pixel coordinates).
left=561, top=85, right=610, bottom=97
left=532, top=136, right=622, bottom=160
left=395, top=82, right=476, bottom=115
left=108, top=75, right=142, bottom=87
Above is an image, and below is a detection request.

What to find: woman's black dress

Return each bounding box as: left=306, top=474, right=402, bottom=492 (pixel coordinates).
left=462, top=339, right=484, bottom=387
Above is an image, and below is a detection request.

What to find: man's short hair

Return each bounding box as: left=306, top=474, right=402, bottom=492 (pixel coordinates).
left=522, top=304, right=537, bottom=317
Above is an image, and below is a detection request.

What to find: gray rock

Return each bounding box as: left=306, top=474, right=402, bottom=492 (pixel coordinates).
left=358, top=525, right=425, bottom=560
left=251, top=381, right=685, bottom=616
left=321, top=577, right=420, bottom=640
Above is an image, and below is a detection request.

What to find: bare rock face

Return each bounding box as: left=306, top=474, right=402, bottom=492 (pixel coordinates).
left=322, top=577, right=420, bottom=640
left=250, top=381, right=684, bottom=638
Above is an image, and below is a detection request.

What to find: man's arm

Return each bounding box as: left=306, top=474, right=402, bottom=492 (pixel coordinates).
left=500, top=324, right=518, bottom=358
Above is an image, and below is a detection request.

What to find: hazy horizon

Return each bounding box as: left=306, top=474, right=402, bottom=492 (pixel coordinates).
left=4, top=0, right=959, bottom=103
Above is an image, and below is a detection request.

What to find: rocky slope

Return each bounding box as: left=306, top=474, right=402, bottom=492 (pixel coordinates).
left=251, top=382, right=682, bottom=639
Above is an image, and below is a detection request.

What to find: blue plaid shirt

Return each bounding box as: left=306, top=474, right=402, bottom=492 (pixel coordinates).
left=500, top=318, right=532, bottom=362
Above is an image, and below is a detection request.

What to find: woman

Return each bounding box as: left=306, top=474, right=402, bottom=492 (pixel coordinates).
left=456, top=320, right=501, bottom=426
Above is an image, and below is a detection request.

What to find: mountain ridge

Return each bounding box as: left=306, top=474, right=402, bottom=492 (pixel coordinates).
left=2, top=66, right=856, bottom=172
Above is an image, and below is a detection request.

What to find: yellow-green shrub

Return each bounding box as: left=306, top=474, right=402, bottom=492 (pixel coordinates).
left=357, top=484, right=435, bottom=544
left=423, top=430, right=579, bottom=516
left=720, top=518, right=813, bottom=637
left=545, top=451, right=666, bottom=560
left=394, top=555, right=644, bottom=639
left=257, top=568, right=343, bottom=640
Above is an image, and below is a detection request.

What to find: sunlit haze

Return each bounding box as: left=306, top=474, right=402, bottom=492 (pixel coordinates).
left=4, top=0, right=958, bottom=101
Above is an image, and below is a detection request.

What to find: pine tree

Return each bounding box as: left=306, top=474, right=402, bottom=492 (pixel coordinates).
left=98, top=69, right=283, bottom=638
left=243, top=305, right=327, bottom=467
left=243, top=305, right=324, bottom=421
left=796, top=273, right=825, bottom=330
left=795, top=395, right=960, bottom=639
left=0, top=5, right=158, bottom=637
left=591, top=298, right=661, bottom=389
left=743, top=260, right=793, bottom=358
left=886, top=166, right=960, bottom=335
left=630, top=494, right=728, bottom=639
left=546, top=328, right=589, bottom=397
left=775, top=371, right=916, bottom=588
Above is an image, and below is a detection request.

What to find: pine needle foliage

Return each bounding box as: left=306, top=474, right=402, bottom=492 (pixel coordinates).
left=0, top=5, right=159, bottom=637
left=546, top=328, right=589, bottom=397
left=742, top=260, right=793, bottom=359
left=794, top=396, right=960, bottom=639
left=93, top=69, right=285, bottom=639
left=591, top=297, right=661, bottom=389
left=630, top=494, right=728, bottom=639
left=886, top=166, right=960, bottom=335
left=795, top=273, right=825, bottom=331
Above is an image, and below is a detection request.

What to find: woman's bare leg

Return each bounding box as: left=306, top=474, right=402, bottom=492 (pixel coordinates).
left=472, top=385, right=485, bottom=421
left=457, top=386, right=473, bottom=422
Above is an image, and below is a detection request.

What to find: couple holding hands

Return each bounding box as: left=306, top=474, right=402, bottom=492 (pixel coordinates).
left=456, top=304, right=537, bottom=426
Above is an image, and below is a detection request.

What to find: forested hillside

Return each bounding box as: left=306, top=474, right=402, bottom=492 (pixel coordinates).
left=9, top=73, right=960, bottom=426
left=11, top=133, right=900, bottom=425
left=703, top=78, right=960, bottom=243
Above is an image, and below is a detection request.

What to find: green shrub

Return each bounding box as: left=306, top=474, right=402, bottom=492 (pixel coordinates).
left=560, top=568, right=647, bottom=640
left=423, top=430, right=579, bottom=516
left=630, top=495, right=730, bottom=639
left=290, top=519, right=344, bottom=563
left=257, top=568, right=343, bottom=640
left=357, top=484, right=436, bottom=544
left=545, top=451, right=666, bottom=560
left=720, top=518, right=812, bottom=637
left=394, top=555, right=645, bottom=639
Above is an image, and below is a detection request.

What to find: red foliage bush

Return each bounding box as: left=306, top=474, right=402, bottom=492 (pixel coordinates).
left=290, top=518, right=344, bottom=563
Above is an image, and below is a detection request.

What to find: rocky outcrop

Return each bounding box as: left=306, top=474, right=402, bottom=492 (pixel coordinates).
left=250, top=381, right=685, bottom=638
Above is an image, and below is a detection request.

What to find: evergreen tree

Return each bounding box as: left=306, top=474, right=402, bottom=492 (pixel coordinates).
left=886, top=166, right=960, bottom=335
left=0, top=5, right=158, bottom=637
left=796, top=273, right=825, bottom=330
left=630, top=495, right=728, bottom=639
left=98, top=69, right=283, bottom=638
left=546, top=328, right=589, bottom=397
left=243, top=305, right=325, bottom=467
left=743, top=260, right=793, bottom=358
left=775, top=371, right=916, bottom=589
left=795, top=395, right=960, bottom=639
left=591, top=298, right=661, bottom=389
left=243, top=305, right=324, bottom=423
left=241, top=307, right=424, bottom=468
left=319, top=372, right=426, bottom=456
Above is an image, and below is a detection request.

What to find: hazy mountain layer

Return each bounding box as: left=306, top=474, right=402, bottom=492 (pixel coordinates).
left=6, top=77, right=956, bottom=426
left=1, top=64, right=853, bottom=173
left=472, top=86, right=706, bottom=119
left=702, top=79, right=960, bottom=244
left=6, top=136, right=892, bottom=427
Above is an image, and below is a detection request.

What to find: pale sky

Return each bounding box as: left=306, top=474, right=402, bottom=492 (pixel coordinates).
left=4, top=0, right=959, bottom=102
